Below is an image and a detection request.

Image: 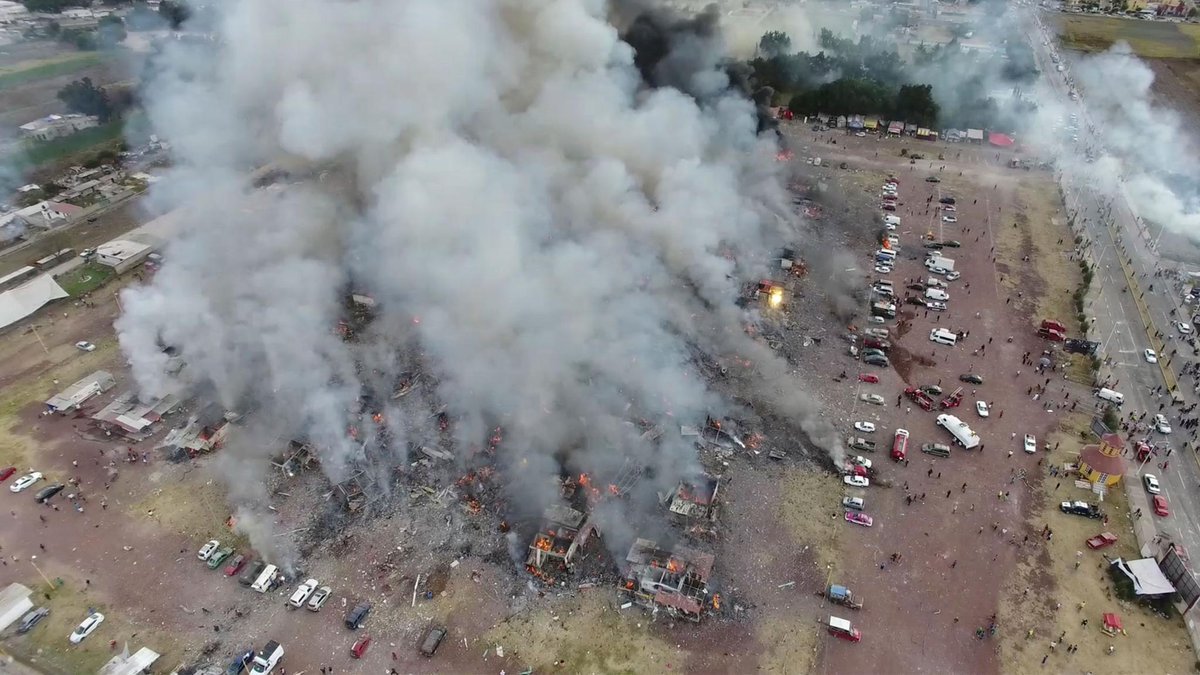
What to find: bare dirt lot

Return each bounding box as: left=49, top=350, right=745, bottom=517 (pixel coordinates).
left=0, top=42, right=128, bottom=135
left=1, top=120, right=1185, bottom=675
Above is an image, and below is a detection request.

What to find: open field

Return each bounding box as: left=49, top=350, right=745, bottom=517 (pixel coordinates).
left=17, top=120, right=125, bottom=168
left=0, top=52, right=105, bottom=92
left=1054, top=14, right=1200, bottom=57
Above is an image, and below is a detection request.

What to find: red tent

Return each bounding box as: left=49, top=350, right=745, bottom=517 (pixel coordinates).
left=1102, top=612, right=1123, bottom=636
left=988, top=132, right=1014, bottom=147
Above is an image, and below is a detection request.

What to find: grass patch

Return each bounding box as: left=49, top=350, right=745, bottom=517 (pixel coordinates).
left=56, top=262, right=116, bottom=297
left=777, top=468, right=843, bottom=573
left=19, top=120, right=124, bottom=169
left=0, top=52, right=104, bottom=91
left=1055, top=15, right=1200, bottom=57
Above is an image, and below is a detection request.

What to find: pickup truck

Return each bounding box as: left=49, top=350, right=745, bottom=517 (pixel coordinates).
left=1060, top=501, right=1103, bottom=519
left=847, top=437, right=876, bottom=452
left=249, top=641, right=284, bottom=675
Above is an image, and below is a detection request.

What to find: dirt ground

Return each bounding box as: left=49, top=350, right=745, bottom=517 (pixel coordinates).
left=1053, top=14, right=1200, bottom=58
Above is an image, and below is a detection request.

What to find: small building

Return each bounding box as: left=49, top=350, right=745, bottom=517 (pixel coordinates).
left=96, top=239, right=153, bottom=273
left=45, top=370, right=116, bottom=414
left=526, top=505, right=599, bottom=578
left=159, top=405, right=231, bottom=461
left=887, top=121, right=904, bottom=136
left=620, top=539, right=717, bottom=622
left=916, top=128, right=938, bottom=141
left=91, top=391, right=178, bottom=439
left=966, top=128, right=984, bottom=144
left=0, top=583, right=33, bottom=633
left=0, top=1, right=30, bottom=23
left=19, top=114, right=99, bottom=142
left=1078, top=432, right=1126, bottom=486
left=904, top=123, right=919, bottom=136
left=0, top=201, right=83, bottom=233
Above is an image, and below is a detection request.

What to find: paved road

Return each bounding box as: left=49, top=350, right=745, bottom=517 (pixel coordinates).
left=1027, top=10, right=1200, bottom=561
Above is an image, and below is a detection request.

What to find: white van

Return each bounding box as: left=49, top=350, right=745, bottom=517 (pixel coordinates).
left=251, top=564, right=278, bottom=594
left=1096, top=388, right=1124, bottom=406
left=925, top=288, right=949, bottom=301
left=884, top=215, right=901, bottom=226
left=929, top=328, right=957, bottom=346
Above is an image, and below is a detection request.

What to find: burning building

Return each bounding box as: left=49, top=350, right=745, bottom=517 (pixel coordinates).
left=620, top=538, right=717, bottom=622
left=159, top=404, right=233, bottom=461
left=91, top=391, right=178, bottom=440
left=525, top=505, right=600, bottom=579
left=665, top=474, right=720, bottom=523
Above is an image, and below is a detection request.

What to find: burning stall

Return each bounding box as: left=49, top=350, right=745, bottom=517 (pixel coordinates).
left=90, top=392, right=178, bottom=440
left=620, top=538, right=716, bottom=622
left=665, top=474, right=721, bottom=538
left=525, top=505, right=600, bottom=580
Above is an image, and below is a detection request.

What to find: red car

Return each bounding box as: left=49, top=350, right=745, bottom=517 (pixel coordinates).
left=881, top=203, right=896, bottom=211
left=223, top=554, right=246, bottom=576
left=1153, top=495, right=1170, bottom=517
left=1086, top=532, right=1118, bottom=549
left=351, top=635, right=372, bottom=659
left=0, top=467, right=15, bottom=482
left=858, top=373, right=879, bottom=383
left=863, top=338, right=890, bottom=351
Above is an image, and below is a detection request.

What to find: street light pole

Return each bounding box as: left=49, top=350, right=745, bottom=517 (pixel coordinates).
left=29, top=555, right=55, bottom=591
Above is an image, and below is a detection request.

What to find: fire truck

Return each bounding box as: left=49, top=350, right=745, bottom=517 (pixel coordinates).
left=891, top=429, right=909, bottom=462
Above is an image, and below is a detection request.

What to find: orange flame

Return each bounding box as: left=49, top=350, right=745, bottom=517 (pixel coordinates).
left=608, top=484, right=620, bottom=496
left=666, top=559, right=681, bottom=574
left=712, top=593, right=721, bottom=610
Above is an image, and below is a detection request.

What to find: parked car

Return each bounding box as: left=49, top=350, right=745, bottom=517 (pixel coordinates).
left=843, top=475, right=870, bottom=488
left=1144, top=474, right=1161, bottom=495
left=79, top=248, right=95, bottom=258
left=845, top=511, right=873, bottom=527
left=74, top=341, right=95, bottom=352
left=1153, top=495, right=1170, bottom=517
left=959, top=374, right=984, bottom=384
left=224, top=554, right=246, bottom=576
left=197, top=540, right=221, bottom=562
left=1144, top=348, right=1158, bottom=363
left=939, top=197, right=955, bottom=204
left=853, top=421, right=876, bottom=433
left=842, top=497, right=865, bottom=510
left=923, top=242, right=944, bottom=250
left=851, top=456, right=872, bottom=469
left=925, top=176, right=940, bottom=183
left=16, top=607, right=49, bottom=634
left=857, top=373, right=879, bottom=383
left=1023, top=434, right=1037, bottom=454
left=68, top=612, right=104, bottom=645
left=345, top=602, right=372, bottom=630
left=1176, top=321, right=1193, bottom=335
left=863, top=354, right=890, bottom=368
left=9, top=471, right=42, bottom=493
left=289, top=579, right=319, bottom=608
left=1060, top=501, right=1102, bottom=519
left=921, top=385, right=943, bottom=396
left=351, top=634, right=372, bottom=659
left=419, top=625, right=448, bottom=657
left=848, top=438, right=876, bottom=452
left=926, top=300, right=947, bottom=311
left=859, top=393, right=885, bottom=405
left=945, top=271, right=961, bottom=281
left=207, top=547, right=234, bottom=570
left=941, top=240, right=961, bottom=248
left=976, top=401, right=989, bottom=417
left=307, top=586, right=332, bottom=612
left=33, top=483, right=65, bottom=503
left=1154, top=414, right=1172, bottom=434
left=0, top=466, right=15, bottom=482
left=239, top=559, right=266, bottom=586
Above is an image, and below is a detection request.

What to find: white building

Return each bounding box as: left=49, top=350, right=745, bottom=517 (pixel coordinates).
left=0, top=201, right=83, bottom=236
left=45, top=370, right=117, bottom=414
left=0, top=0, right=28, bottom=23
left=96, top=239, right=153, bottom=273
left=19, top=114, right=99, bottom=142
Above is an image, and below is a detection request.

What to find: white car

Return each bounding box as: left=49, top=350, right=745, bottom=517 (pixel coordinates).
left=1144, top=474, right=1161, bottom=495
left=1154, top=414, right=1172, bottom=434
left=926, top=300, right=947, bottom=311
left=945, top=271, right=961, bottom=281
left=874, top=264, right=892, bottom=274
left=853, top=421, right=876, bottom=433
left=943, top=204, right=956, bottom=212
left=942, top=215, right=957, bottom=223
left=867, top=315, right=886, bottom=325
left=976, top=401, right=990, bottom=417
left=74, top=341, right=95, bottom=352
left=9, top=472, right=42, bottom=493
left=843, top=475, right=870, bottom=488
left=307, top=585, right=332, bottom=612
left=885, top=222, right=897, bottom=231
left=1176, top=321, right=1193, bottom=335
left=851, top=456, right=873, bottom=469
left=288, top=578, right=319, bottom=608
left=1023, top=434, right=1037, bottom=454
left=860, top=393, right=885, bottom=405
left=856, top=131, right=867, bottom=137
left=68, top=612, right=104, bottom=644
left=197, top=540, right=220, bottom=561
left=1144, top=349, right=1158, bottom=364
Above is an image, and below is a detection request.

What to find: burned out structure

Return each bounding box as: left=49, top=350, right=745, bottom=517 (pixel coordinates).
left=90, top=391, right=178, bottom=440
left=665, top=473, right=721, bottom=538
left=159, top=404, right=232, bottom=461
left=621, top=538, right=717, bottom=622
left=525, top=504, right=600, bottom=579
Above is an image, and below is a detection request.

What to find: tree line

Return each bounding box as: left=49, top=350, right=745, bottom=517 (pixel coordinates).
left=749, top=29, right=1037, bottom=131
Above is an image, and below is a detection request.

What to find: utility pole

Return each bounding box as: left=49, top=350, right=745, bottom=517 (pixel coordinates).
left=29, top=555, right=55, bottom=591
left=30, top=326, right=49, bottom=355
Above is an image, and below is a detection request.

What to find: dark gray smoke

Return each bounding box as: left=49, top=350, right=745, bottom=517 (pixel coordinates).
left=115, top=0, right=839, bottom=558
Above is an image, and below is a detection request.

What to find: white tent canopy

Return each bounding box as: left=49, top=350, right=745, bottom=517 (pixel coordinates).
left=0, top=274, right=68, bottom=329
left=1113, top=557, right=1176, bottom=595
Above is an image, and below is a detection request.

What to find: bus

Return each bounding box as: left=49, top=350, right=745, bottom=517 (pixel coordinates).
left=936, top=414, right=979, bottom=450
left=891, top=429, right=909, bottom=462
left=31, top=248, right=73, bottom=270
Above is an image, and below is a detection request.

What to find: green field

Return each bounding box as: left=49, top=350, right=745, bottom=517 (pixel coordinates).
left=0, top=52, right=104, bottom=91
left=1056, top=15, right=1200, bottom=57
left=18, top=119, right=124, bottom=167
left=57, top=262, right=116, bottom=297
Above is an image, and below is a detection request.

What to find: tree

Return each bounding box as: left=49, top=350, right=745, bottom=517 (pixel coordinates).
left=60, top=28, right=97, bottom=51
left=97, top=15, right=127, bottom=47
left=158, top=0, right=189, bottom=29
left=56, top=77, right=112, bottom=121
left=894, top=84, right=939, bottom=126
left=758, top=30, right=792, bottom=58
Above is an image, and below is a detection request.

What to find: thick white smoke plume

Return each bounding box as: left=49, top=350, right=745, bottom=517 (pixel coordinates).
left=116, top=0, right=839, bottom=555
